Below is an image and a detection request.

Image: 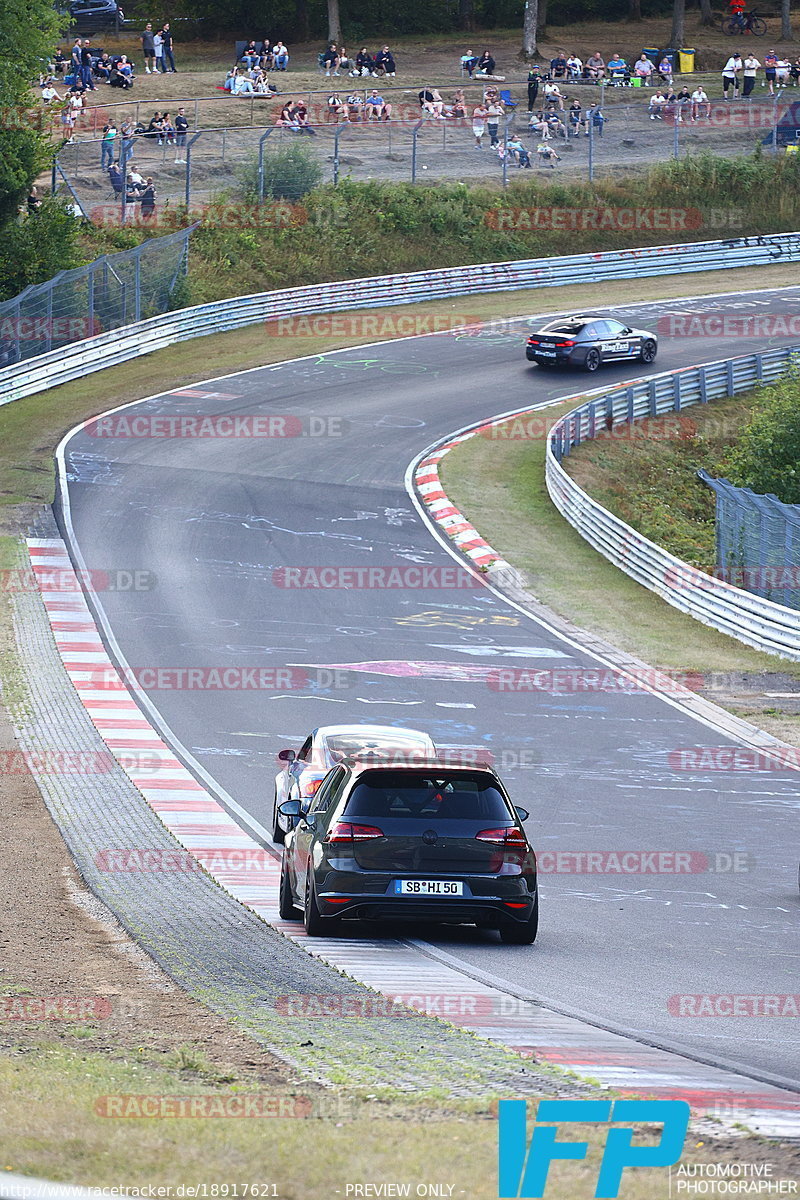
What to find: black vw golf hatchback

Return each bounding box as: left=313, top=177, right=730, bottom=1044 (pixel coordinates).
left=278, top=760, right=538, bottom=943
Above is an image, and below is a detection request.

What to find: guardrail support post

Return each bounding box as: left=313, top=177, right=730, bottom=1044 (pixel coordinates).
left=411, top=123, right=420, bottom=183
left=699, top=366, right=708, bottom=404
left=726, top=359, right=735, bottom=396
left=646, top=381, right=655, bottom=418
left=755, top=353, right=764, bottom=382
left=673, top=110, right=679, bottom=160
left=587, top=400, right=596, bottom=438
left=588, top=112, right=594, bottom=182
left=672, top=374, right=682, bottom=411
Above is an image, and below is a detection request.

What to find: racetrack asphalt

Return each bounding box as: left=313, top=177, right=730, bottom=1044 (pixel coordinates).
left=57, top=287, right=800, bottom=1087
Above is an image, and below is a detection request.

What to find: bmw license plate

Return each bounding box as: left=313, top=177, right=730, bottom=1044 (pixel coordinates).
left=394, top=879, right=464, bottom=896
left=536, top=350, right=556, bottom=356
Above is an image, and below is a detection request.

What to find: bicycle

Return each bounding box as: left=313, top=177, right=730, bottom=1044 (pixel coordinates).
left=720, top=10, right=768, bottom=35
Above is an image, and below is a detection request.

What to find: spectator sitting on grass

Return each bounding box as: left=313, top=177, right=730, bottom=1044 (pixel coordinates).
left=322, top=43, right=339, bottom=75
left=41, top=79, right=63, bottom=103
left=347, top=92, right=365, bottom=118
left=374, top=46, right=396, bottom=76
left=338, top=47, right=352, bottom=72
left=461, top=50, right=479, bottom=76
left=232, top=68, right=256, bottom=94
left=368, top=89, right=392, bottom=119
left=355, top=48, right=374, bottom=75
left=224, top=67, right=237, bottom=90
left=568, top=97, right=583, bottom=135
left=635, top=53, right=656, bottom=85
left=585, top=51, right=605, bottom=79
left=161, top=111, right=177, bottom=145
left=476, top=50, right=496, bottom=75
left=606, top=53, right=628, bottom=82
left=567, top=53, right=583, bottom=79
left=585, top=100, right=604, bottom=133
left=241, top=40, right=260, bottom=69
left=544, top=81, right=565, bottom=110
left=116, top=55, right=133, bottom=81
left=419, top=87, right=444, bottom=117
left=537, top=141, right=561, bottom=166
left=252, top=68, right=275, bottom=93
left=292, top=101, right=316, bottom=133
left=648, top=89, right=668, bottom=118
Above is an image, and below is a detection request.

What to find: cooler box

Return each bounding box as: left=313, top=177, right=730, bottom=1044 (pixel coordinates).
left=679, top=48, right=696, bottom=72
left=630, top=76, right=642, bottom=86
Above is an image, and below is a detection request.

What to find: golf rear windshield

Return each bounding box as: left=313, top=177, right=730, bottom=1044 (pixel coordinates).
left=343, top=771, right=513, bottom=821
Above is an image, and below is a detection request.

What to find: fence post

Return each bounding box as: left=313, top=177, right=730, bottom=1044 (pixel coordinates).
left=134, top=247, right=141, bottom=322
left=258, top=128, right=273, bottom=199
left=772, top=93, right=779, bottom=154
left=411, top=122, right=421, bottom=182
left=673, top=108, right=679, bottom=160
left=51, top=160, right=56, bottom=195
left=88, top=267, right=95, bottom=339
left=333, top=124, right=342, bottom=187
left=502, top=116, right=509, bottom=189
left=588, top=111, right=594, bottom=182
left=222, top=127, right=227, bottom=164
left=185, top=131, right=202, bottom=208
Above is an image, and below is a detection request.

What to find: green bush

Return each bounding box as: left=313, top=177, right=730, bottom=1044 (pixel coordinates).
left=0, top=197, right=82, bottom=302
left=238, top=145, right=323, bottom=203
left=722, top=372, right=800, bottom=504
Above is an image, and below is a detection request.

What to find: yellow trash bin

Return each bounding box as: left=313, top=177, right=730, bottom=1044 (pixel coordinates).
left=678, top=49, right=695, bottom=73
left=787, top=144, right=799, bottom=154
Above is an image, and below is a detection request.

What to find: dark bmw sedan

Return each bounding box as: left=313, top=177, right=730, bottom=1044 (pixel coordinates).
left=526, top=314, right=658, bottom=371
left=277, top=761, right=538, bottom=943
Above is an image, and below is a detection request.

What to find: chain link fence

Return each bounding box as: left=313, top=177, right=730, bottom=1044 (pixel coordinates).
left=0, top=226, right=193, bottom=368
left=54, top=89, right=794, bottom=223
left=699, top=470, right=800, bottom=610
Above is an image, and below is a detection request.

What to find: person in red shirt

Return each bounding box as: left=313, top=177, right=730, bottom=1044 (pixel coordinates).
left=729, top=0, right=746, bottom=30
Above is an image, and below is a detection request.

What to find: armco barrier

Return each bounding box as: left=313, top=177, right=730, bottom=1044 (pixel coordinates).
left=1, top=232, right=799, bottom=409
left=545, top=346, right=800, bottom=660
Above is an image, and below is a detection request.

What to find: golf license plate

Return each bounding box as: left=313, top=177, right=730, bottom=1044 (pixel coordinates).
left=394, top=879, right=464, bottom=896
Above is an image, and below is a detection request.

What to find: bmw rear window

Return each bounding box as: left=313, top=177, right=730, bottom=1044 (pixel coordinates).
left=541, top=322, right=585, bottom=336
left=343, top=771, right=513, bottom=821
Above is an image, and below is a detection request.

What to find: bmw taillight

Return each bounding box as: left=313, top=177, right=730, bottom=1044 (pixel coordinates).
left=324, top=822, right=384, bottom=844
left=527, top=337, right=539, bottom=344
left=476, top=826, right=528, bottom=848
left=554, top=339, right=576, bottom=348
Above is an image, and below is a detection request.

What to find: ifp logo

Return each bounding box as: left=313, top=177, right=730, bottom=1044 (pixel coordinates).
left=498, top=1099, right=690, bottom=1198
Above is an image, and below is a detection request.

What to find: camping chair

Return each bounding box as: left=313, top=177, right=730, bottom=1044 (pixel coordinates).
left=499, top=88, right=518, bottom=108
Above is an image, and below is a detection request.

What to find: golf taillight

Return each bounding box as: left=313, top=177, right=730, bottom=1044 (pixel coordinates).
left=302, top=777, right=324, bottom=797
left=476, top=826, right=528, bottom=848
left=324, top=822, right=384, bottom=844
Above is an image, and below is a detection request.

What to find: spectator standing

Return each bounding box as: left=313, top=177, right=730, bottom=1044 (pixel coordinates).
left=27, top=185, right=42, bottom=214
left=80, top=40, right=96, bottom=90
left=101, top=119, right=117, bottom=167
left=120, top=117, right=135, bottom=166
left=141, top=24, right=155, bottom=72
left=70, top=38, right=82, bottom=75
left=722, top=52, right=742, bottom=98
left=60, top=100, right=76, bottom=141
left=743, top=54, right=760, bottom=96
left=634, top=53, right=655, bottom=86
left=140, top=177, right=156, bottom=222
left=485, top=97, right=503, bottom=145
left=472, top=101, right=487, bottom=147
left=153, top=29, right=164, bottom=73
left=527, top=64, right=540, bottom=111
left=162, top=24, right=176, bottom=72
left=764, top=49, right=778, bottom=95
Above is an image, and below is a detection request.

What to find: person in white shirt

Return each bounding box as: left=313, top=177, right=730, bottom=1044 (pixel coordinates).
left=648, top=90, right=668, bottom=118
left=153, top=30, right=164, bottom=73
left=635, top=54, right=656, bottom=85
left=722, top=53, right=742, bottom=98
left=742, top=54, right=760, bottom=96
left=566, top=54, right=582, bottom=79
left=272, top=42, right=289, bottom=70
left=41, top=81, right=62, bottom=103
left=544, top=81, right=565, bottom=110
left=691, top=86, right=709, bottom=119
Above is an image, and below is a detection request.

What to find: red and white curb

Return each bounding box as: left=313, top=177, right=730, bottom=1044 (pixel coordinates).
left=26, top=537, right=800, bottom=1137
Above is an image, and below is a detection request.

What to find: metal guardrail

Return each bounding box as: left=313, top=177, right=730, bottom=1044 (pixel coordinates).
left=1, top=231, right=799, bottom=409
left=545, top=346, right=800, bottom=661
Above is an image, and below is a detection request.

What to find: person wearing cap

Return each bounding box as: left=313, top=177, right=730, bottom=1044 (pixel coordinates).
left=722, top=52, right=742, bottom=98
